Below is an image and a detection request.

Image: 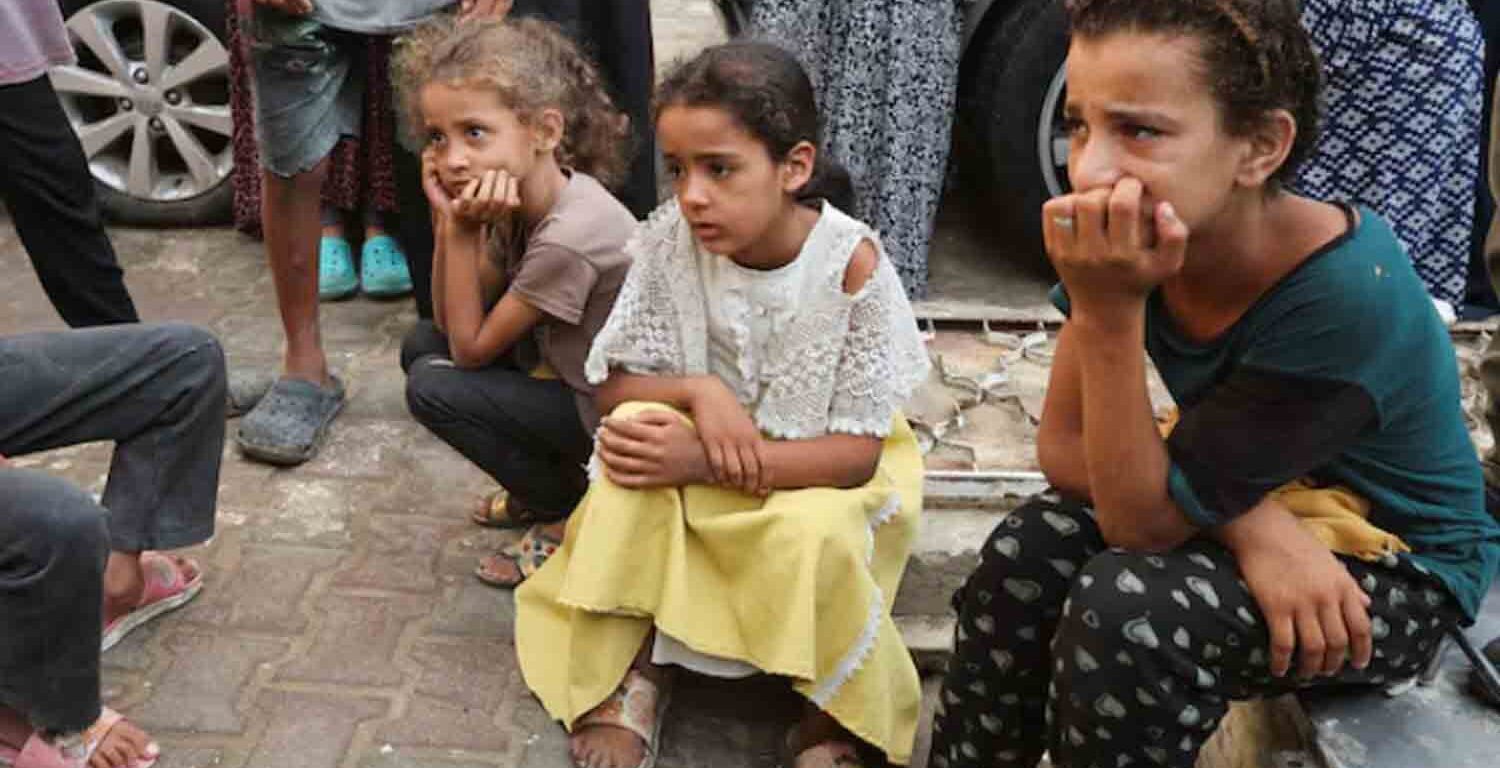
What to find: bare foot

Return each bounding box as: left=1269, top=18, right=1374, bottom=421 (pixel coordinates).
left=569, top=721, right=647, bottom=768
left=0, top=707, right=159, bottom=768
left=790, top=709, right=864, bottom=767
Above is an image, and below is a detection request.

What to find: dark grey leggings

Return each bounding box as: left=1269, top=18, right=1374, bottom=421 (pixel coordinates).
left=401, top=321, right=591, bottom=518
left=0, top=323, right=226, bottom=733
left=931, top=493, right=1462, bottom=768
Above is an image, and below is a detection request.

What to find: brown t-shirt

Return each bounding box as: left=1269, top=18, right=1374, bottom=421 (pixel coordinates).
left=496, top=171, right=635, bottom=429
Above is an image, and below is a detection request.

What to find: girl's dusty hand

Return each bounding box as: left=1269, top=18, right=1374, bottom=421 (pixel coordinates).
left=1222, top=501, right=1374, bottom=680
left=689, top=378, right=769, bottom=495
left=459, top=0, right=512, bottom=20
left=597, top=410, right=711, bottom=489
left=1042, top=177, right=1189, bottom=319
left=453, top=169, right=522, bottom=225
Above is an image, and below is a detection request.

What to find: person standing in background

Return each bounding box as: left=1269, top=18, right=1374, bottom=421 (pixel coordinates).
left=749, top=0, right=962, bottom=298
left=1294, top=0, right=1484, bottom=321
left=0, top=0, right=141, bottom=328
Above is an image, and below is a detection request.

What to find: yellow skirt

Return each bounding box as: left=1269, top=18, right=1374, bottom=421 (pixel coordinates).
left=515, top=402, right=925, bottom=764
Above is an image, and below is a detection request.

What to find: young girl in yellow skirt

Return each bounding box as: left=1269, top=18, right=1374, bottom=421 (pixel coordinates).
left=515, top=41, right=932, bottom=768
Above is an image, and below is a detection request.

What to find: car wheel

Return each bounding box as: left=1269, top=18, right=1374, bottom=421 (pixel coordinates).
left=51, top=0, right=233, bottom=226
left=958, top=0, right=1070, bottom=264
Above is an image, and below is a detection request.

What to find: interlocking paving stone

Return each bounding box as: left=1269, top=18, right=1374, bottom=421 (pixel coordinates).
left=181, top=545, right=343, bottom=634
left=333, top=515, right=468, bottom=594
left=276, top=592, right=432, bottom=687
left=374, top=639, right=517, bottom=752
left=244, top=691, right=389, bottom=768
left=131, top=632, right=289, bottom=734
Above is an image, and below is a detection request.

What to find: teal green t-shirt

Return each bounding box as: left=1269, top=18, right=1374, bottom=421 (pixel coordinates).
left=1052, top=206, right=1500, bottom=621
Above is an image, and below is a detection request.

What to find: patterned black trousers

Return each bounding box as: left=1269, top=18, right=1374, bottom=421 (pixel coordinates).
left=930, top=493, right=1462, bottom=768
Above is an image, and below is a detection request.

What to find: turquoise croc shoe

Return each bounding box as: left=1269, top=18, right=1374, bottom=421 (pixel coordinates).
left=318, top=236, right=358, bottom=300
left=361, top=234, right=413, bottom=298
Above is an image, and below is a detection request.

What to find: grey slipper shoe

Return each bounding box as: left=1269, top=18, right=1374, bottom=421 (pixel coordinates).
left=235, top=375, right=346, bottom=466
left=226, top=368, right=276, bottom=418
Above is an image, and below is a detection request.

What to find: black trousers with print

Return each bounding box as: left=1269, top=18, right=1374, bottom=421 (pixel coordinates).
left=929, top=494, right=1462, bottom=768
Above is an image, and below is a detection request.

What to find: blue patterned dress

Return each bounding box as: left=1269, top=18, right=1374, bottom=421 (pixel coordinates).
left=749, top=0, right=963, bottom=298
left=1294, top=0, right=1484, bottom=312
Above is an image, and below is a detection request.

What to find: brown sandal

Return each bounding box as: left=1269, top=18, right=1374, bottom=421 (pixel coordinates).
left=470, top=489, right=563, bottom=529
left=572, top=669, right=671, bottom=768
left=474, top=524, right=561, bottom=589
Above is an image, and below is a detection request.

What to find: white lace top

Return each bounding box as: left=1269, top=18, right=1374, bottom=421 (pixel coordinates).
left=585, top=201, right=931, bottom=439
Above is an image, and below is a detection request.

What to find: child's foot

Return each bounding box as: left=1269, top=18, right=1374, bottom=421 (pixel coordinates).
left=103, top=553, right=203, bottom=652
left=787, top=713, right=865, bottom=768
left=0, top=705, right=160, bottom=768
left=474, top=521, right=565, bottom=589
left=568, top=668, right=670, bottom=768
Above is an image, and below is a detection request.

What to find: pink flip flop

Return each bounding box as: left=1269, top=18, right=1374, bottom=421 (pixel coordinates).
left=0, top=708, right=159, bottom=768
left=101, top=552, right=203, bottom=652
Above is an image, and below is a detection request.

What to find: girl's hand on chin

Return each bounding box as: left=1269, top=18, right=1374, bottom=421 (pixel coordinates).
left=453, top=169, right=523, bottom=226
left=420, top=148, right=458, bottom=219
left=1042, top=177, right=1189, bottom=320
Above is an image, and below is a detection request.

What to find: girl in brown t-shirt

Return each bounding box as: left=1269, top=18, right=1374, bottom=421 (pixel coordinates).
left=392, top=16, right=635, bottom=588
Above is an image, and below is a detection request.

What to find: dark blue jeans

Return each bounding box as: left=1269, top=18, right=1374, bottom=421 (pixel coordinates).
left=0, top=323, right=225, bottom=733
left=401, top=321, right=591, bottom=519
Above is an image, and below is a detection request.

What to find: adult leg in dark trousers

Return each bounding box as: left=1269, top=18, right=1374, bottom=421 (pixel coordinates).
left=0, top=322, right=225, bottom=645
left=0, top=74, right=139, bottom=327
left=0, top=322, right=224, bottom=763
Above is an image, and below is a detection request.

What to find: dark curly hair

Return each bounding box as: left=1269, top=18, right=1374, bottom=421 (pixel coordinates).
left=655, top=41, right=856, bottom=213
left=393, top=15, right=631, bottom=189
left=1066, top=0, right=1322, bottom=186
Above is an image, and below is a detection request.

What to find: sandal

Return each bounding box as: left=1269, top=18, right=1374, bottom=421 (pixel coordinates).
left=236, top=375, right=346, bottom=466
left=360, top=235, right=413, bottom=298
left=319, top=236, right=358, bottom=301
left=0, top=708, right=159, bottom=768
left=572, top=669, right=672, bottom=768
left=475, top=524, right=561, bottom=589
left=103, top=553, right=203, bottom=652
left=226, top=368, right=274, bottom=418
left=470, top=490, right=564, bottom=529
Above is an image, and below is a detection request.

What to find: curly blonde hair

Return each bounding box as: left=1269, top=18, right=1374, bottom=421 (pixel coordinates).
left=393, top=15, right=631, bottom=189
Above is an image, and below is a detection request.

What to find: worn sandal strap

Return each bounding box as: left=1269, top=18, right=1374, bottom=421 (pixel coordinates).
left=513, top=527, right=561, bottom=579
left=575, top=669, right=660, bottom=748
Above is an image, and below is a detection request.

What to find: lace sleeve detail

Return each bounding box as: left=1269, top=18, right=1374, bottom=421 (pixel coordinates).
left=584, top=205, right=689, bottom=384
left=827, top=257, right=932, bottom=436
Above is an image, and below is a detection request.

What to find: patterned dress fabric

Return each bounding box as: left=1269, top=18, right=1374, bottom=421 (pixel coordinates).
left=226, top=0, right=399, bottom=237
left=748, top=0, right=963, bottom=298
left=929, top=494, right=1462, bottom=768
left=1293, top=0, right=1483, bottom=311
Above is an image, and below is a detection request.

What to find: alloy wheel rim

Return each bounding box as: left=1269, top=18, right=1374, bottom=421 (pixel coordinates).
left=50, top=0, right=233, bottom=203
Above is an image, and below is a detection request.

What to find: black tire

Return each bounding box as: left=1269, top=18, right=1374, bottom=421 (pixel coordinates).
left=57, top=0, right=233, bottom=226
left=957, top=0, right=1070, bottom=265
